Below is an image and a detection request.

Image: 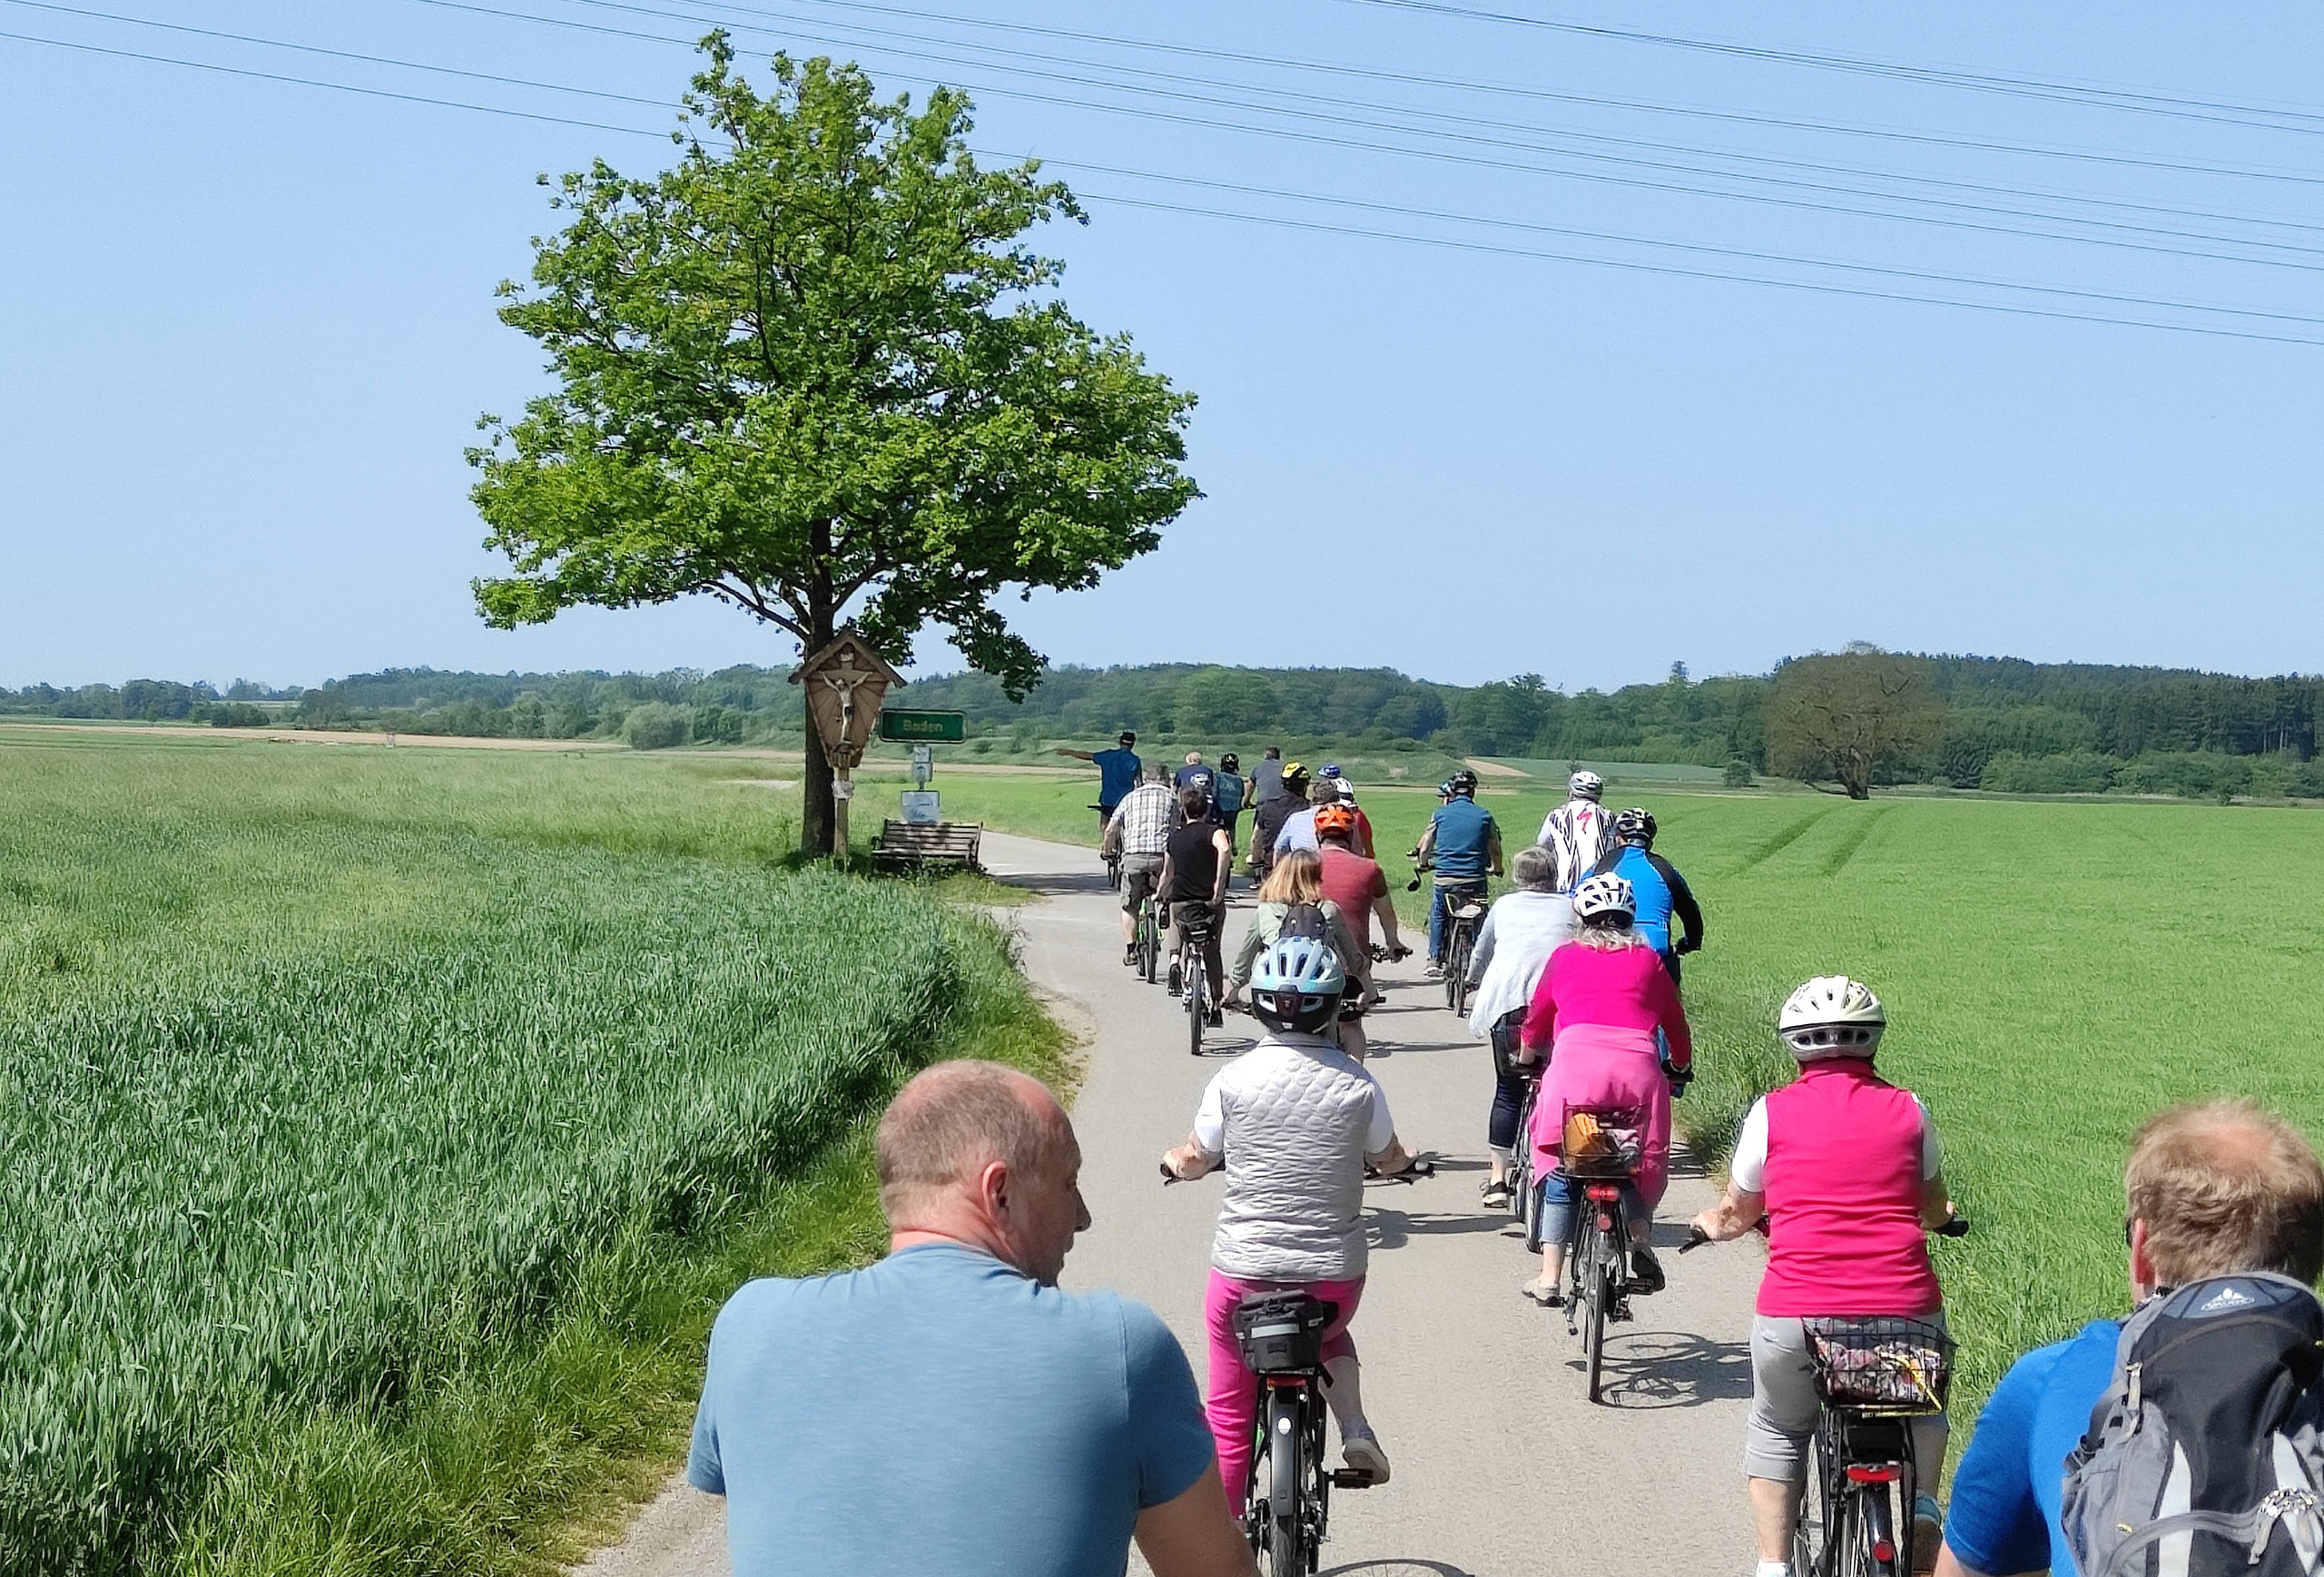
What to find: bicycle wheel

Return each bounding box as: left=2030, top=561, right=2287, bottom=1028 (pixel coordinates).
left=1796, top=1425, right=1831, bottom=1577
left=1862, top=1474, right=1900, bottom=1577
left=1140, top=909, right=1158, bottom=983
left=1452, top=925, right=1475, bottom=1018
left=1578, top=1219, right=1610, bottom=1403
left=1264, top=1388, right=1307, bottom=1576
left=1185, top=953, right=1206, bottom=1056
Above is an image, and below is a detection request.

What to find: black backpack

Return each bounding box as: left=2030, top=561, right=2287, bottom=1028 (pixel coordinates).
left=1277, top=902, right=1329, bottom=942
left=2062, top=1274, right=2324, bottom=1575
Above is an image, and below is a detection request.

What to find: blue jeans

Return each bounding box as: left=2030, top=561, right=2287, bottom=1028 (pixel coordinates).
left=1428, top=879, right=1488, bottom=962
left=1537, top=1170, right=1650, bottom=1249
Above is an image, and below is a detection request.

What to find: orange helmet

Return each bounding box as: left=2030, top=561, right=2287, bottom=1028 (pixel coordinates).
left=1313, top=802, right=1358, bottom=841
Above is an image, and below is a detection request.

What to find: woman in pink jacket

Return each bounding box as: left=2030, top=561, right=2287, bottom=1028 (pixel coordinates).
left=1517, top=872, right=1691, bottom=1305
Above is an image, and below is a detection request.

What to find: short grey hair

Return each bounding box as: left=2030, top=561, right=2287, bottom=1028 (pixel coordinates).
left=874, top=1061, right=1067, bottom=1223
left=1512, top=844, right=1557, bottom=892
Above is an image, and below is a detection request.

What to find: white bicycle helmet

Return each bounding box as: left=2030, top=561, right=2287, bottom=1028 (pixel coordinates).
left=1569, top=771, right=1604, bottom=801
left=1778, top=976, right=1886, bottom=1060
left=1250, top=936, right=1346, bottom=1036
left=1571, top=873, right=1635, bottom=927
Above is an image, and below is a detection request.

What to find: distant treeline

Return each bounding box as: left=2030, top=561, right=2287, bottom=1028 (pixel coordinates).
left=6, top=655, right=2322, bottom=799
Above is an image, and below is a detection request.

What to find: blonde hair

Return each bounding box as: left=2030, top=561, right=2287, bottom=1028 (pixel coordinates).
left=2128, top=1099, right=2324, bottom=1287
left=1570, top=924, right=1645, bottom=952
left=1259, top=848, right=1324, bottom=906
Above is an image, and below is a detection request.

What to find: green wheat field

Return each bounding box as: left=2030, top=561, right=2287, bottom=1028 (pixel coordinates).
left=852, top=764, right=2324, bottom=1411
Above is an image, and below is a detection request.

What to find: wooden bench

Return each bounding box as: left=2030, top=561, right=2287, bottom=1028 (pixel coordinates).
left=871, top=820, right=984, bottom=872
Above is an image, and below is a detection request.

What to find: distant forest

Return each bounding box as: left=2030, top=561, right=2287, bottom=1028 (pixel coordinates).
left=5, top=655, right=2322, bottom=800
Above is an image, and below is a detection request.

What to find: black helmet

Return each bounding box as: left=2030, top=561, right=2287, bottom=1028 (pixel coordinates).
left=1612, top=807, right=1657, bottom=846
left=1448, top=769, right=1479, bottom=797
left=1220, top=753, right=1239, bottom=772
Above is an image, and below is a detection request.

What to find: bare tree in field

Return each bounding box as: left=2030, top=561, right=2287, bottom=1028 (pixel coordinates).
left=1765, top=648, right=1945, bottom=799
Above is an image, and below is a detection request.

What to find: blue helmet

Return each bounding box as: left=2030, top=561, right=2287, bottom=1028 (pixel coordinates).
left=1250, top=936, right=1345, bottom=1036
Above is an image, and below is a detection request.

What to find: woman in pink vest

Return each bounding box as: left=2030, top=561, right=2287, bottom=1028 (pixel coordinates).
left=1689, top=977, right=1958, bottom=1577
left=1516, top=872, right=1692, bottom=1306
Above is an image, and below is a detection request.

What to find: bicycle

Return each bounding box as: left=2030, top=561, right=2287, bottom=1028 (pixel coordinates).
left=1555, top=1105, right=1647, bottom=1405
left=1403, top=859, right=1486, bottom=1016
left=1160, top=1163, right=1433, bottom=1574
left=1681, top=1219, right=1968, bottom=1575
left=1177, top=905, right=1217, bottom=1057
left=1137, top=896, right=1161, bottom=984
left=1089, top=808, right=1123, bottom=890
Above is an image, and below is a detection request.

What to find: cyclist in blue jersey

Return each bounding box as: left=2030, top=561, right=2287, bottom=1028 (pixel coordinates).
left=1411, top=770, right=1503, bottom=978
left=1588, top=808, right=1703, bottom=983
left=1057, top=731, right=1142, bottom=836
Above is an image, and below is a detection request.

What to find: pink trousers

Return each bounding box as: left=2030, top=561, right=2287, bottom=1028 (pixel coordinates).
left=1202, top=1268, right=1364, bottom=1508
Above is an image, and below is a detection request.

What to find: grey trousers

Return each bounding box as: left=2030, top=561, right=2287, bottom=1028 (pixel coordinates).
left=1744, top=1315, right=1949, bottom=1486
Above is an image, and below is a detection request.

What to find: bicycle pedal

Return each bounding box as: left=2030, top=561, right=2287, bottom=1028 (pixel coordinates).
left=1329, top=1469, right=1378, bottom=1489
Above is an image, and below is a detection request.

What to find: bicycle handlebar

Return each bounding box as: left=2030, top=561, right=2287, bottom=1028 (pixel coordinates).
left=1938, top=1215, right=1971, bottom=1237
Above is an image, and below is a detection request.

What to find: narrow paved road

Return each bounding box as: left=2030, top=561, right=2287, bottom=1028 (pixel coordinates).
left=581, top=831, right=1762, bottom=1577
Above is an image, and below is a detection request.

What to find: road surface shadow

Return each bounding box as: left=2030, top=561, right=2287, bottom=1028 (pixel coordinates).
left=995, top=868, right=1115, bottom=897
left=1366, top=1207, right=1512, bottom=1250
left=1322, top=1562, right=1478, bottom=1577
left=1571, top=1330, right=1753, bottom=1410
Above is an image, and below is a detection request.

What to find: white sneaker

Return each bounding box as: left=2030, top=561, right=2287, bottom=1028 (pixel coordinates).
left=1340, top=1427, right=1391, bottom=1484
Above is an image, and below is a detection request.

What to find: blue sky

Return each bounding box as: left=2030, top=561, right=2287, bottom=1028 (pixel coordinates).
left=1, top=1, right=2318, bottom=693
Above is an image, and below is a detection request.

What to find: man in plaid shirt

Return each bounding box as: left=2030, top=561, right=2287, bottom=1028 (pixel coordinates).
left=1102, top=764, right=1178, bottom=965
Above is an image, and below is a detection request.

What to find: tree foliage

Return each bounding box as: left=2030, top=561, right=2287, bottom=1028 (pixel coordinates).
left=468, top=40, right=1198, bottom=850
left=1766, top=650, right=1945, bottom=798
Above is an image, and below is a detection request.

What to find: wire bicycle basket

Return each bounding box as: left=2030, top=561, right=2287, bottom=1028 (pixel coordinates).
left=1803, top=1316, right=1955, bottom=1414
left=1561, top=1106, right=1645, bottom=1179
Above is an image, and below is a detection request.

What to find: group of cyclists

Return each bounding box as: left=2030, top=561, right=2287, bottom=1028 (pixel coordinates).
left=1084, top=742, right=1958, bottom=1577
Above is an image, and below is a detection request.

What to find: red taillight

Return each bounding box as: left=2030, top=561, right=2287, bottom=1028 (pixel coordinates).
left=1595, top=1213, right=1613, bottom=1231
left=1846, top=1465, right=1902, bottom=1483
left=1872, top=1539, right=1896, bottom=1564
left=1585, top=1184, right=1622, bottom=1202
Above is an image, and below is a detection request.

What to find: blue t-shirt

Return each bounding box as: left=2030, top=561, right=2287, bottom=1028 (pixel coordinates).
left=688, top=1244, right=1214, bottom=1577
left=1092, top=748, right=1141, bottom=808
left=1944, top=1319, right=2122, bottom=1577
left=1429, top=798, right=1496, bottom=879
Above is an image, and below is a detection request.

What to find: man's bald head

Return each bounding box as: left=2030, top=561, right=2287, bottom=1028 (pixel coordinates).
left=876, top=1060, right=1071, bottom=1226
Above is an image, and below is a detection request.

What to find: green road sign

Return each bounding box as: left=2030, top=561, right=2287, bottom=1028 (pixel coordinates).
left=878, top=709, right=967, bottom=743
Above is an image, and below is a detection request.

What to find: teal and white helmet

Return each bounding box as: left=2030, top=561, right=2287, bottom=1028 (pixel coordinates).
left=1251, top=936, right=1345, bottom=1036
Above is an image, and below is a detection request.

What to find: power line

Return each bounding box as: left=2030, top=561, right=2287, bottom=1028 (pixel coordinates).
left=4, top=18, right=2315, bottom=347
left=3, top=0, right=677, bottom=111
left=1024, top=158, right=2324, bottom=329
left=541, top=0, right=2324, bottom=246
left=0, top=25, right=669, bottom=135
left=757, top=0, right=2324, bottom=191
left=1081, top=191, right=2324, bottom=346
left=404, top=0, right=2324, bottom=273
left=1324, top=0, right=2324, bottom=134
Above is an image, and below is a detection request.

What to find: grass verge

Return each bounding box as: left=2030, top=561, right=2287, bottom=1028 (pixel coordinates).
left=168, top=909, right=1068, bottom=1577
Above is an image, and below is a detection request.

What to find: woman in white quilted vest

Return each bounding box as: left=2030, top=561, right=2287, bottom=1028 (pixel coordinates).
left=1161, top=936, right=1420, bottom=1511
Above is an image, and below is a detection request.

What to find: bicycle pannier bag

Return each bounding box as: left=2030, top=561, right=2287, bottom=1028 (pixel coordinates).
left=1232, top=1293, right=1338, bottom=1375
left=1489, top=1009, right=1525, bottom=1079
left=2062, top=1274, right=2324, bottom=1576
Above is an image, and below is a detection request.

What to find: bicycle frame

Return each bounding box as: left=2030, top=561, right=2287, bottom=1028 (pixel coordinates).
left=1802, top=1408, right=1922, bottom=1577
left=1563, top=1178, right=1633, bottom=1405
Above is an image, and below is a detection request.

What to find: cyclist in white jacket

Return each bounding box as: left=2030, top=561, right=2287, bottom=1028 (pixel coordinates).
left=1464, top=844, right=1578, bottom=1208
left=1536, top=771, right=1617, bottom=892
left=1162, top=937, right=1419, bottom=1509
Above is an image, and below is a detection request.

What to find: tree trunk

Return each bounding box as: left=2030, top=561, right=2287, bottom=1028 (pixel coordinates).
left=799, top=577, right=838, bottom=857
left=803, top=734, right=835, bottom=855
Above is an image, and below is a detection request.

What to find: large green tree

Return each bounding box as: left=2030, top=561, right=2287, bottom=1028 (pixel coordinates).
left=1765, top=647, right=1945, bottom=798
left=470, top=39, right=1198, bottom=853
